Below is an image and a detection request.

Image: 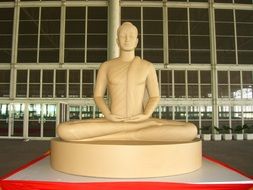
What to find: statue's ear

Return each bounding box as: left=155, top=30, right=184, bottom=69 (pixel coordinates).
left=135, top=38, right=139, bottom=47
left=116, top=38, right=119, bottom=46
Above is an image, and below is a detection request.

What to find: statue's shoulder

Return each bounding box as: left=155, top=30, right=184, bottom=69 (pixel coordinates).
left=99, top=58, right=119, bottom=70
left=103, top=57, right=120, bottom=65
left=139, top=57, right=154, bottom=69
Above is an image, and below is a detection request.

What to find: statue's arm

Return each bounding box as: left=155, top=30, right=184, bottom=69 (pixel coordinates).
left=144, top=64, right=160, bottom=117
left=126, top=64, right=160, bottom=122
left=94, top=63, right=110, bottom=115
left=94, top=63, right=123, bottom=122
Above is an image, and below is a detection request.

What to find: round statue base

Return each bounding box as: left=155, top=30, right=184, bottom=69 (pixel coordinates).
left=50, top=138, right=202, bottom=178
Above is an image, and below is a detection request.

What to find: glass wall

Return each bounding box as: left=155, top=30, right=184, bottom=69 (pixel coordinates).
left=1, top=0, right=253, bottom=139
left=0, top=8, right=13, bottom=63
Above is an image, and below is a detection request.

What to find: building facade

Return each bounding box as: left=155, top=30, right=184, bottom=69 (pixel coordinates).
left=0, top=0, right=253, bottom=139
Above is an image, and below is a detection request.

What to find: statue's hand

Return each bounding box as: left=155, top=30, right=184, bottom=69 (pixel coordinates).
left=125, top=114, right=150, bottom=122
left=105, top=114, right=124, bottom=122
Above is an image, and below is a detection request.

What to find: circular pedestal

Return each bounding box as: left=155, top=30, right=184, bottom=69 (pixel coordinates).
left=50, top=138, right=202, bottom=178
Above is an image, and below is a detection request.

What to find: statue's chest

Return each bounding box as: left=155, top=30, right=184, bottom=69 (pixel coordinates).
left=107, top=64, right=147, bottom=85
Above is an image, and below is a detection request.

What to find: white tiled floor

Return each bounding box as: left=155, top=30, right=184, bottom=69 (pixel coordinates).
left=5, top=156, right=253, bottom=184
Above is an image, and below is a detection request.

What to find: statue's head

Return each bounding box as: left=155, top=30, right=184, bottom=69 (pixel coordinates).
left=117, top=22, right=138, bottom=52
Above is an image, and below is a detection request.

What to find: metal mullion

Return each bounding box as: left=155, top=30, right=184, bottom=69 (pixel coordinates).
left=163, top=3, right=168, bottom=66
left=80, top=69, right=83, bottom=99
left=199, top=105, right=201, bottom=134
left=209, top=0, right=218, bottom=132
left=233, top=9, right=238, bottom=65
left=10, top=3, right=20, bottom=100
left=228, top=71, right=231, bottom=100
left=78, top=105, right=81, bottom=120
left=141, top=6, right=143, bottom=59
left=213, top=3, right=253, bottom=10
left=229, top=105, right=232, bottom=129
left=36, top=7, right=41, bottom=64
left=66, top=69, right=69, bottom=99
left=40, top=69, right=42, bottom=98
left=53, top=69, right=56, bottom=98
left=65, top=1, right=107, bottom=7
left=158, top=70, right=161, bottom=99
left=172, top=105, right=175, bottom=120
left=27, top=69, right=30, bottom=98
left=240, top=70, right=243, bottom=100
left=187, top=7, right=191, bottom=65
left=59, top=3, right=65, bottom=65
left=185, top=69, right=188, bottom=99
left=84, top=6, right=88, bottom=64
left=198, top=70, right=201, bottom=98
left=18, top=1, right=61, bottom=8
left=172, top=69, right=174, bottom=98
left=186, top=104, right=188, bottom=122
left=41, top=104, right=44, bottom=138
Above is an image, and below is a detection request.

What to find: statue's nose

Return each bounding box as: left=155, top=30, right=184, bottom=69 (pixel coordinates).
left=125, top=35, right=130, bottom=42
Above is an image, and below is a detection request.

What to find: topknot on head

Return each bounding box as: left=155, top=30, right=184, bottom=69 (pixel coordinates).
left=117, top=22, right=138, bottom=37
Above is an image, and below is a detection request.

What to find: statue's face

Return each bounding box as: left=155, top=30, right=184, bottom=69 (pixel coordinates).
left=117, top=25, right=138, bottom=51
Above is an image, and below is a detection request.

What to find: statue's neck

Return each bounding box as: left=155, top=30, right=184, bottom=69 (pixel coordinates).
left=119, top=50, right=135, bottom=62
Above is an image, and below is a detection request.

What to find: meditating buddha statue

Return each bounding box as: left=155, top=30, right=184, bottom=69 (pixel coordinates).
left=57, top=22, right=197, bottom=142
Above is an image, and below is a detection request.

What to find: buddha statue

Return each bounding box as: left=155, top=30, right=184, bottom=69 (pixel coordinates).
left=57, top=22, right=197, bottom=142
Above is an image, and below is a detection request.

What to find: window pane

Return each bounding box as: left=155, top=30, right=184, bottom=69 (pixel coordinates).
left=87, top=7, right=107, bottom=63
left=17, top=70, right=27, bottom=83
left=230, top=71, right=240, bottom=84
left=18, top=8, right=39, bottom=63
left=65, top=7, right=86, bottom=63
left=174, top=70, right=185, bottom=83
left=242, top=71, right=253, bottom=84
left=218, top=85, right=229, bottom=98
left=161, top=106, right=173, bottom=119
left=188, top=71, right=198, bottom=83
left=0, top=70, right=10, bottom=83
left=39, top=7, right=61, bottom=63
left=0, top=8, right=13, bottom=63
left=30, top=70, right=40, bottom=83
left=42, top=84, right=53, bottom=98
left=188, top=85, right=199, bottom=98
left=43, top=70, right=53, bottom=83
left=69, top=70, right=80, bottom=83
left=56, top=84, right=66, bottom=98
left=200, top=71, right=211, bottom=84
left=56, top=70, right=66, bottom=83
left=201, top=85, right=211, bottom=98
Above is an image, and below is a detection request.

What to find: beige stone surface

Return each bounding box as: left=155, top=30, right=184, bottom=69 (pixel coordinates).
left=56, top=22, right=197, bottom=142
left=51, top=138, right=202, bottom=178
left=50, top=22, right=201, bottom=178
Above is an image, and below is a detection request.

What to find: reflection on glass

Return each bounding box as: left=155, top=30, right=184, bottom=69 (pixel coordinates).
left=11, top=104, right=25, bottom=137
left=28, top=104, right=41, bottom=137
left=175, top=106, right=186, bottom=120
left=161, top=70, right=172, bottom=98
left=161, top=106, right=172, bottom=119
left=82, top=70, right=94, bottom=98
left=0, top=104, right=9, bottom=136
left=69, top=106, right=80, bottom=120
left=43, top=104, right=56, bottom=137
left=152, top=107, right=160, bottom=118
left=82, top=106, right=93, bottom=119
left=188, top=106, right=199, bottom=120
left=95, top=106, right=103, bottom=118
left=243, top=106, right=253, bottom=119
